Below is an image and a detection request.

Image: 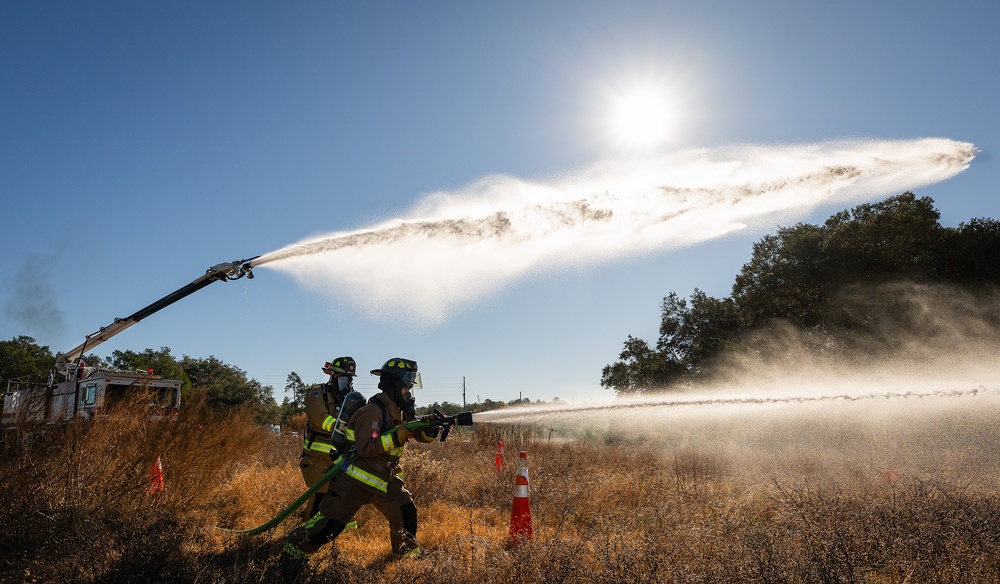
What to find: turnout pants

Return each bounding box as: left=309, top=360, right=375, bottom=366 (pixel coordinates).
left=298, top=451, right=330, bottom=520
left=286, top=471, right=419, bottom=556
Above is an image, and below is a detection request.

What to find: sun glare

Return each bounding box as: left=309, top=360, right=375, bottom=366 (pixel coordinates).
left=610, top=90, right=674, bottom=149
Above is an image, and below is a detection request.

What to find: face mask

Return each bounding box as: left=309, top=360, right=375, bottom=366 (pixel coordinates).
left=401, top=394, right=416, bottom=418
left=335, top=376, right=352, bottom=393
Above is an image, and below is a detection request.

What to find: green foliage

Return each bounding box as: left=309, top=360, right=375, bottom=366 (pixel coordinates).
left=820, top=192, right=943, bottom=279
left=278, top=371, right=308, bottom=425
left=0, top=335, right=54, bottom=384
left=732, top=223, right=829, bottom=328
left=601, top=291, right=740, bottom=393
left=179, top=355, right=279, bottom=424
left=600, top=335, right=675, bottom=394
left=657, top=290, right=741, bottom=372
left=109, top=347, right=191, bottom=394
left=3, top=341, right=278, bottom=426
left=937, top=217, right=1000, bottom=283
left=284, top=372, right=307, bottom=411
left=76, top=352, right=105, bottom=369
left=603, top=192, right=1000, bottom=394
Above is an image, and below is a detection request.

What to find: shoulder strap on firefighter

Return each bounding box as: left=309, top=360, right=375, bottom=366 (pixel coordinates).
left=369, top=394, right=391, bottom=433
left=321, top=382, right=331, bottom=409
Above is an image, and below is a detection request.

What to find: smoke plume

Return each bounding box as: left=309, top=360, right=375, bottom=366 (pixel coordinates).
left=4, top=255, right=66, bottom=339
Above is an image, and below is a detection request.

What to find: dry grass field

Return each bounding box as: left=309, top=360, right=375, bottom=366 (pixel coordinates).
left=2, top=390, right=1000, bottom=583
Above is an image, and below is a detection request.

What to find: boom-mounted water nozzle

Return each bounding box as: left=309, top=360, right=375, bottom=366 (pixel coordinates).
left=206, top=256, right=260, bottom=281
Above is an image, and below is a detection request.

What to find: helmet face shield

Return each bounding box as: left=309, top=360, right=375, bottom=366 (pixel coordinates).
left=400, top=370, right=422, bottom=389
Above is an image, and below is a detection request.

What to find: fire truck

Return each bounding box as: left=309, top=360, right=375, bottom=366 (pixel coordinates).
left=2, top=364, right=183, bottom=425
left=1, top=256, right=257, bottom=427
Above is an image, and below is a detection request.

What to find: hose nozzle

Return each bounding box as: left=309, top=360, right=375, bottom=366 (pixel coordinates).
left=206, top=256, right=261, bottom=282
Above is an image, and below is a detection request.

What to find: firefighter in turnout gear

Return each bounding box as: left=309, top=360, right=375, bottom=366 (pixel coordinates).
left=284, top=358, right=439, bottom=561
left=299, top=356, right=363, bottom=523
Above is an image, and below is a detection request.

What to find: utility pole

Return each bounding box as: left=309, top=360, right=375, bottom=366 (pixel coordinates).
left=462, top=376, right=467, bottom=409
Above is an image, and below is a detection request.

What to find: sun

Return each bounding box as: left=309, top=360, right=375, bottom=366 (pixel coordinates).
left=609, top=89, right=675, bottom=149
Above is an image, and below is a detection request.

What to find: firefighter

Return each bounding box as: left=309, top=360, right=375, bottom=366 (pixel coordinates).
left=283, top=357, right=439, bottom=561
left=299, top=356, right=359, bottom=523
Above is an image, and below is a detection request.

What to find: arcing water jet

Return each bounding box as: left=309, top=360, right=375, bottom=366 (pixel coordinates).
left=250, top=138, right=976, bottom=324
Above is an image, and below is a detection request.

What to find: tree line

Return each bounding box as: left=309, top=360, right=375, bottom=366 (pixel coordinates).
left=0, top=341, right=282, bottom=424
left=1, top=338, right=556, bottom=427
left=601, top=192, right=1000, bottom=394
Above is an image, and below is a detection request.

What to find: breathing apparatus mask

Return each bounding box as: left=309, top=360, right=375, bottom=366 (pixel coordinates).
left=378, top=374, right=416, bottom=418
left=330, top=375, right=353, bottom=397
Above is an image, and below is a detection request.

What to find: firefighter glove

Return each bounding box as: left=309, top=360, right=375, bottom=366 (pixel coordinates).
left=416, top=425, right=440, bottom=442
left=396, top=423, right=413, bottom=445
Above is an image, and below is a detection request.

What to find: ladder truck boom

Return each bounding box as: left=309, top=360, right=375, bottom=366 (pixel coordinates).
left=54, top=256, right=259, bottom=373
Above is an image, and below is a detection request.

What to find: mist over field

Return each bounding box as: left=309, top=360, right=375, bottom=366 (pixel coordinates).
left=479, top=281, right=1000, bottom=484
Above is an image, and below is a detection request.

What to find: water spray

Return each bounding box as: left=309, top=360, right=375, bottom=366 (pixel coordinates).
left=248, top=138, right=976, bottom=323
left=476, top=385, right=998, bottom=425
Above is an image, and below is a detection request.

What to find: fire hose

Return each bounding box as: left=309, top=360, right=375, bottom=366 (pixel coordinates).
left=218, top=409, right=473, bottom=535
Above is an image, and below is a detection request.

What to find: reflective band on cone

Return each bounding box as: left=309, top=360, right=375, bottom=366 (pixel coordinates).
left=507, top=451, right=532, bottom=546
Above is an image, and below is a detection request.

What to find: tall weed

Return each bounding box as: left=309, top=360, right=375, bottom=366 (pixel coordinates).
left=2, top=410, right=999, bottom=582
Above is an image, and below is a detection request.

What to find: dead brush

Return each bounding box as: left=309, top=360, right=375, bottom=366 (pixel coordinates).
left=4, top=403, right=1000, bottom=583
left=211, top=457, right=302, bottom=531
left=0, top=391, right=294, bottom=582
left=473, top=421, right=546, bottom=452
left=673, top=447, right=730, bottom=493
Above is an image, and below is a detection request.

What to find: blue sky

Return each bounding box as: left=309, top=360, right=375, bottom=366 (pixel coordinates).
left=2, top=1, right=997, bottom=406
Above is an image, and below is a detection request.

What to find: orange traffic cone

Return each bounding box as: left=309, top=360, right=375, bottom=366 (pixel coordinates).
left=495, top=442, right=504, bottom=471
left=507, top=451, right=532, bottom=545
left=149, top=455, right=165, bottom=495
